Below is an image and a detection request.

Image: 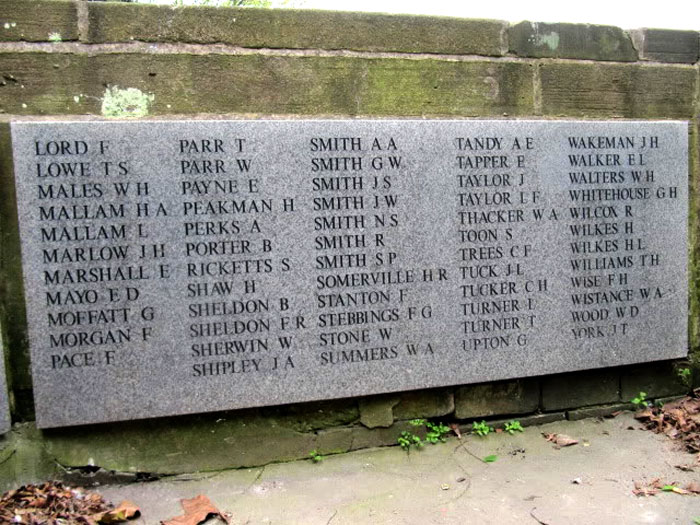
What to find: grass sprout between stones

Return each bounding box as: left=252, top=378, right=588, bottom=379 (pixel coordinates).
left=308, top=450, right=324, bottom=463
left=678, top=367, right=692, bottom=388
left=504, top=420, right=524, bottom=434
left=398, top=419, right=451, bottom=451
left=631, top=391, right=650, bottom=408
left=472, top=420, right=493, bottom=437
left=398, top=418, right=524, bottom=452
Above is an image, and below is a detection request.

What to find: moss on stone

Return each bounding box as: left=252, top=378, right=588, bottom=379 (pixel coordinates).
left=541, top=370, right=619, bottom=411
left=0, top=53, right=534, bottom=117
left=358, top=396, right=399, bottom=429
left=87, top=3, right=507, bottom=56
left=348, top=420, right=415, bottom=451
left=0, top=0, right=78, bottom=42
left=43, top=413, right=318, bottom=473
left=540, top=62, right=696, bottom=118
left=455, top=379, right=539, bottom=419
left=393, top=390, right=454, bottom=420
left=261, top=399, right=359, bottom=432
left=0, top=54, right=95, bottom=115
left=631, top=29, right=700, bottom=64
left=620, top=362, right=687, bottom=400
left=0, top=424, right=58, bottom=492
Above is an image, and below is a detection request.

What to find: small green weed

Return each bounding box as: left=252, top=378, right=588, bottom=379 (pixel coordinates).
left=308, top=450, right=324, bottom=463
left=398, top=430, right=423, bottom=451
left=425, top=421, right=451, bottom=444
left=678, top=367, right=692, bottom=388
left=504, top=420, right=524, bottom=435
left=483, top=454, right=498, bottom=463
left=472, top=420, right=493, bottom=437
left=48, top=32, right=62, bottom=42
left=631, top=391, right=650, bottom=408
left=398, top=419, right=451, bottom=451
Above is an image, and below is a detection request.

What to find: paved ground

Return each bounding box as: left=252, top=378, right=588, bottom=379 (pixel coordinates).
left=100, top=413, right=700, bottom=524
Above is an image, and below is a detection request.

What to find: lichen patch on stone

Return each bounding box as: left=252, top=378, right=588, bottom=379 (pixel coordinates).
left=534, top=31, right=560, bottom=51
left=101, top=86, right=155, bottom=118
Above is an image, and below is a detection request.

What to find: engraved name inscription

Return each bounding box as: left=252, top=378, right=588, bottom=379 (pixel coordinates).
left=11, top=120, right=688, bottom=428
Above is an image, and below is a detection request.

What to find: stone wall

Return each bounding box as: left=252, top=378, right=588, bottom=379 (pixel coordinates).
left=0, top=0, right=698, bottom=487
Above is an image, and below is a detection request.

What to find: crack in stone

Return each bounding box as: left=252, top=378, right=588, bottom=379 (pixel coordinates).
left=326, top=509, right=338, bottom=524
left=244, top=465, right=266, bottom=493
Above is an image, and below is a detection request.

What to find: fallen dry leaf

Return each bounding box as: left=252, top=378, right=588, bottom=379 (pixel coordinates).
left=632, top=478, right=700, bottom=497
left=162, top=495, right=231, bottom=525
left=543, top=433, right=579, bottom=448
left=99, top=500, right=141, bottom=523
left=685, top=481, right=700, bottom=494
left=675, top=464, right=695, bottom=472
left=633, top=478, right=663, bottom=497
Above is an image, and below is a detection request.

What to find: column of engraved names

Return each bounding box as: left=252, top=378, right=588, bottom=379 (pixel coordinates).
left=455, top=135, right=548, bottom=353
left=33, top=137, right=160, bottom=372
left=565, top=134, right=674, bottom=341
left=178, top=136, right=296, bottom=380
left=311, top=135, right=442, bottom=370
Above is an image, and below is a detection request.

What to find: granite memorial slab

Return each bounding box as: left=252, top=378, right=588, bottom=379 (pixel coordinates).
left=10, top=120, right=688, bottom=428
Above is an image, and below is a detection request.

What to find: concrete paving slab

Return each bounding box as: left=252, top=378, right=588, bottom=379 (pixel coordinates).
left=99, top=413, right=700, bottom=524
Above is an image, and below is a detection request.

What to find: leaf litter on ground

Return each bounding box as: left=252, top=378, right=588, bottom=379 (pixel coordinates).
left=0, top=481, right=140, bottom=524
left=633, top=478, right=700, bottom=497
left=634, top=388, right=700, bottom=459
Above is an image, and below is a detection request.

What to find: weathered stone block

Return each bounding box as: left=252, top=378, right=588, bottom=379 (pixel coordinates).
left=0, top=424, right=58, bottom=491
left=348, top=421, right=415, bottom=451
left=0, top=53, right=534, bottom=117
left=313, top=427, right=354, bottom=455
left=87, top=3, right=507, bottom=56
left=359, top=396, right=399, bottom=429
left=620, top=361, right=687, bottom=400
left=631, top=29, right=699, bottom=64
left=44, top=412, right=317, bottom=474
left=540, top=62, right=696, bottom=118
left=454, top=379, right=539, bottom=419
left=541, top=370, right=620, bottom=411
left=509, top=21, right=637, bottom=61
left=262, top=399, right=359, bottom=432
left=567, top=404, right=631, bottom=421
left=0, top=0, right=78, bottom=42
left=393, top=390, right=454, bottom=420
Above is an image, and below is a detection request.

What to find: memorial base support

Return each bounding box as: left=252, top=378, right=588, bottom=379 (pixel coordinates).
left=0, top=361, right=688, bottom=491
